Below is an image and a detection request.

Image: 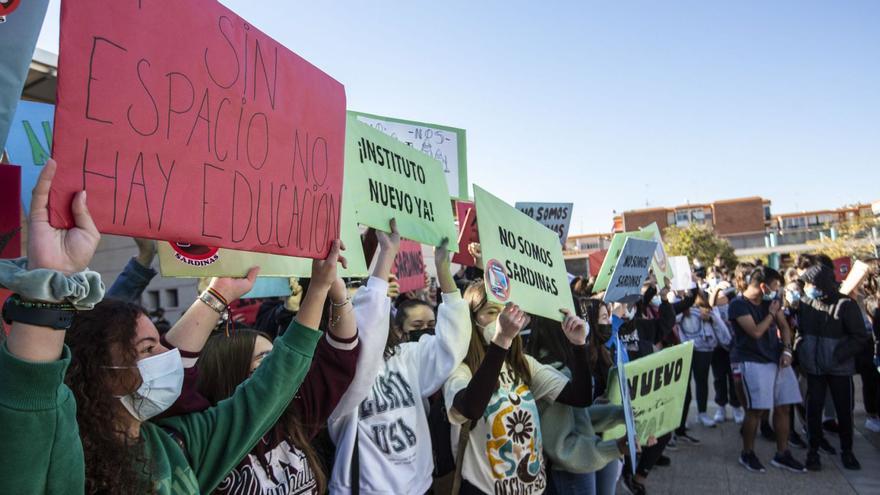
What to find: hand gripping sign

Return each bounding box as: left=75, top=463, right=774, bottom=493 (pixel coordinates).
left=49, top=0, right=346, bottom=259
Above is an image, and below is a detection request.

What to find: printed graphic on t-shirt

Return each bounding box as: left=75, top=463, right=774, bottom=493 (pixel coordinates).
left=359, top=370, right=420, bottom=462
left=482, top=370, right=545, bottom=495
left=216, top=439, right=317, bottom=495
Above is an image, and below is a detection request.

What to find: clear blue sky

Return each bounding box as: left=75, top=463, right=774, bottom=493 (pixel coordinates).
left=35, top=0, right=879, bottom=234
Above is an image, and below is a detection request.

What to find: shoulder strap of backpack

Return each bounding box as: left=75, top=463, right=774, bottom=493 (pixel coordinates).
left=451, top=420, right=475, bottom=494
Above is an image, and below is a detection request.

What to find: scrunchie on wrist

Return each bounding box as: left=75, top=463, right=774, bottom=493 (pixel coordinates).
left=0, top=258, right=105, bottom=310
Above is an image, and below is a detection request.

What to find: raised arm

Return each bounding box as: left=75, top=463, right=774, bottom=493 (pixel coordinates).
left=735, top=299, right=780, bottom=339
left=0, top=158, right=99, bottom=493
left=158, top=240, right=345, bottom=493
left=449, top=303, right=530, bottom=421
left=7, top=159, right=100, bottom=362
left=106, top=238, right=158, bottom=303
left=414, top=239, right=472, bottom=396
left=163, top=268, right=259, bottom=354
left=553, top=309, right=592, bottom=407
left=328, top=220, right=399, bottom=423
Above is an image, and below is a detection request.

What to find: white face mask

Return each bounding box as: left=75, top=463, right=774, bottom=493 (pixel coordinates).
left=624, top=306, right=637, bottom=320
left=118, top=348, right=184, bottom=422
left=650, top=295, right=662, bottom=307
left=478, top=320, right=497, bottom=345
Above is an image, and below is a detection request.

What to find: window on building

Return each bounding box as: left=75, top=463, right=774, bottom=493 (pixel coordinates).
left=764, top=205, right=771, bottom=221
left=145, top=290, right=160, bottom=310
left=164, top=289, right=180, bottom=309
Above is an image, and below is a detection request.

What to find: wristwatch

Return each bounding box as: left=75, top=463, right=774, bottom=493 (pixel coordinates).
left=2, top=295, right=77, bottom=330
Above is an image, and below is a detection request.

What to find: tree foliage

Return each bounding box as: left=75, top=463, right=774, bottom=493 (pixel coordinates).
left=663, top=224, right=738, bottom=270
left=808, top=216, right=879, bottom=260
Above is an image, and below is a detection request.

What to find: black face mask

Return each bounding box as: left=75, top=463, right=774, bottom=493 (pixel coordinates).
left=408, top=328, right=434, bottom=343
left=595, top=323, right=613, bottom=344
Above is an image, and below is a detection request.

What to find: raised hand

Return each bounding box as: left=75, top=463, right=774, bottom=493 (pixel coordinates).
left=468, top=242, right=483, bottom=267
left=26, top=159, right=100, bottom=274
left=434, top=237, right=456, bottom=294
left=560, top=308, right=588, bottom=345
left=493, top=303, right=530, bottom=349
left=312, top=239, right=346, bottom=290
left=133, top=237, right=158, bottom=268
left=209, top=266, right=260, bottom=302
left=376, top=218, right=401, bottom=255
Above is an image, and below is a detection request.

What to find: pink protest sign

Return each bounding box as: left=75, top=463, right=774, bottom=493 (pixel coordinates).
left=393, top=239, right=427, bottom=294
left=49, top=0, right=346, bottom=259
left=452, top=205, right=479, bottom=267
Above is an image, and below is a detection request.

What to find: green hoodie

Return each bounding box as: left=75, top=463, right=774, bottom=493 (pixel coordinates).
left=0, top=320, right=321, bottom=494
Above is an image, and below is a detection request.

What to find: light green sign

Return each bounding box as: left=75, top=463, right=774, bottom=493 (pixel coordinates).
left=349, top=110, right=468, bottom=200
left=158, top=161, right=368, bottom=278
left=347, top=113, right=458, bottom=250
left=640, top=222, right=673, bottom=287
left=592, top=230, right=654, bottom=293
left=604, top=341, right=694, bottom=444
left=474, top=185, right=574, bottom=321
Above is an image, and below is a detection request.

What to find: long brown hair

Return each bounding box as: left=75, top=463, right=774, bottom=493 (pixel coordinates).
left=197, top=329, right=327, bottom=494
left=463, top=281, right=532, bottom=387
left=65, top=299, right=154, bottom=494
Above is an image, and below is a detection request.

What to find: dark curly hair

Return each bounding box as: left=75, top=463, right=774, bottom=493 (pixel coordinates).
left=65, top=299, right=155, bottom=494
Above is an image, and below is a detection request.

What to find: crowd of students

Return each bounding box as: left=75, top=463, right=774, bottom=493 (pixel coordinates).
left=0, top=159, right=878, bottom=495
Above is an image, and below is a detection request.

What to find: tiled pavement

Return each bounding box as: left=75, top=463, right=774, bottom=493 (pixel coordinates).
left=633, top=376, right=880, bottom=495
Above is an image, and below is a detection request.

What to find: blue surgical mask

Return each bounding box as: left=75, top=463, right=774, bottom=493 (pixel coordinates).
left=805, top=287, right=823, bottom=299
left=785, top=290, right=801, bottom=305
left=762, top=290, right=777, bottom=302
left=650, top=295, right=662, bottom=307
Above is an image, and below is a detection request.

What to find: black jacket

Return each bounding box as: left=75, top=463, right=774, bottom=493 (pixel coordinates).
left=796, top=294, right=870, bottom=376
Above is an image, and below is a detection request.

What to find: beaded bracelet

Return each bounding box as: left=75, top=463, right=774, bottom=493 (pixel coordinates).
left=11, top=295, right=77, bottom=311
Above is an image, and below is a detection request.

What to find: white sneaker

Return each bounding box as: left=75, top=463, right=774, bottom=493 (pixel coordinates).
left=733, top=407, right=745, bottom=424
left=713, top=406, right=728, bottom=424
left=866, top=417, right=880, bottom=433
left=698, top=412, right=717, bottom=428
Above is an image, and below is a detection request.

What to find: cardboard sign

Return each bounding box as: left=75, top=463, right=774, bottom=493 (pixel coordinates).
left=0, top=0, right=49, bottom=152
left=616, top=337, right=638, bottom=475
left=604, top=238, right=658, bottom=304
left=474, top=185, right=574, bottom=321
left=452, top=204, right=479, bottom=267
left=592, top=231, right=654, bottom=293
left=347, top=114, right=457, bottom=249
left=4, top=101, right=53, bottom=212
left=351, top=111, right=468, bottom=199
left=605, top=341, right=694, bottom=444
left=514, top=202, right=573, bottom=245
left=669, top=256, right=693, bottom=292
left=157, top=156, right=367, bottom=278
left=49, top=0, right=347, bottom=259
left=840, top=260, right=870, bottom=296
left=0, top=164, right=22, bottom=258
left=392, top=239, right=427, bottom=293
left=640, top=222, right=673, bottom=287
left=833, top=257, right=852, bottom=283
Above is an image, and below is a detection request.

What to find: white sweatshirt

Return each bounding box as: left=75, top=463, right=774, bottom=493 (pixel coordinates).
left=329, top=277, right=393, bottom=423
left=328, top=291, right=471, bottom=495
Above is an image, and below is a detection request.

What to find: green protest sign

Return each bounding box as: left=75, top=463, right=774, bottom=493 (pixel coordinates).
left=592, top=230, right=654, bottom=293
left=474, top=185, right=574, bottom=321
left=604, top=342, right=694, bottom=444
left=347, top=113, right=458, bottom=250
left=157, top=161, right=367, bottom=278
left=640, top=222, right=673, bottom=287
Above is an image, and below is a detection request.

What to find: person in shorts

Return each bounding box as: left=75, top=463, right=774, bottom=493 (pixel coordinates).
left=729, top=266, right=806, bottom=474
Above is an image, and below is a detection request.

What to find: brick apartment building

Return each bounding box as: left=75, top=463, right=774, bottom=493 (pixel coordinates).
left=613, top=197, right=772, bottom=249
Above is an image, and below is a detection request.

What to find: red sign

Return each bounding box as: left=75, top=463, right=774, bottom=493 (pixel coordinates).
left=49, top=0, right=346, bottom=259
left=0, top=0, right=21, bottom=16
left=588, top=250, right=608, bottom=278
left=0, top=164, right=22, bottom=259
left=833, top=257, right=852, bottom=283
left=452, top=206, right=479, bottom=267
left=392, top=239, right=427, bottom=294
